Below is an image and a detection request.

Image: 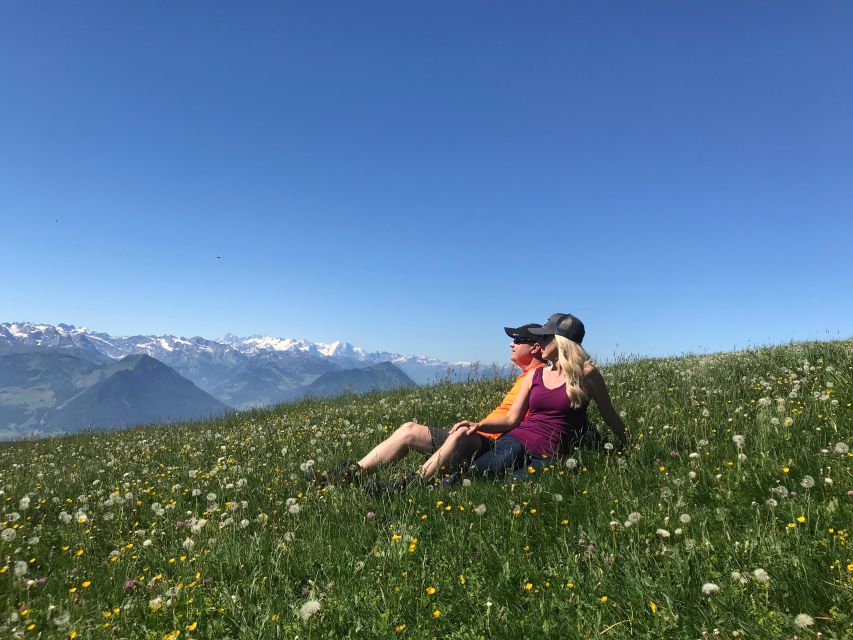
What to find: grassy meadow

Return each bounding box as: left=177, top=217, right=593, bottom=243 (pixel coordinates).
left=1, top=340, right=851, bottom=639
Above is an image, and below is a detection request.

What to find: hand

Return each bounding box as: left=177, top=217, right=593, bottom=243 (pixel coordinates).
left=451, top=420, right=478, bottom=435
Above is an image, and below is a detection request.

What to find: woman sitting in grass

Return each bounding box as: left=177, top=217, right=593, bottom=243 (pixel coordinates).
left=446, top=313, right=629, bottom=481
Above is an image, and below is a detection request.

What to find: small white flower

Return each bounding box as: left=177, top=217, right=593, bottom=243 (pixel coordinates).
left=206, top=492, right=217, bottom=502
left=240, top=519, right=250, bottom=528
left=834, top=442, right=849, bottom=454
left=689, top=452, right=701, bottom=460
left=1, top=528, right=16, bottom=542
left=565, top=458, right=578, bottom=470
left=765, top=498, right=778, bottom=507
left=824, top=477, right=833, bottom=486
left=732, top=435, right=745, bottom=448
left=679, top=514, right=691, bottom=524
left=553, top=494, right=563, bottom=503
left=462, top=479, right=472, bottom=487
left=13, top=560, right=28, bottom=576
left=702, top=582, right=720, bottom=596
left=800, top=475, right=815, bottom=489
left=300, top=599, right=321, bottom=622
left=674, top=528, right=683, bottom=535
left=182, top=538, right=195, bottom=552
left=688, top=471, right=697, bottom=480
left=731, top=571, right=748, bottom=585
left=474, top=504, right=487, bottom=516
left=288, top=504, right=301, bottom=515
left=191, top=488, right=201, bottom=497
left=191, top=518, right=208, bottom=533
left=283, top=531, right=296, bottom=542
left=143, top=539, right=153, bottom=548
left=19, top=496, right=31, bottom=510
left=604, top=442, right=614, bottom=452
left=627, top=512, right=642, bottom=524
left=794, top=613, right=814, bottom=628
left=656, top=528, right=671, bottom=539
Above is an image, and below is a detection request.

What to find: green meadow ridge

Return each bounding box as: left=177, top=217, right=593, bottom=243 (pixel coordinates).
left=0, top=340, right=851, bottom=639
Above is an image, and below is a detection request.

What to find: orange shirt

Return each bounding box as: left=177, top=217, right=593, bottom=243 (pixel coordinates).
left=479, top=361, right=545, bottom=440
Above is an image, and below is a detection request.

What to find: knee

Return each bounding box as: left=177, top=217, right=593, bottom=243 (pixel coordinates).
left=396, top=421, right=426, bottom=443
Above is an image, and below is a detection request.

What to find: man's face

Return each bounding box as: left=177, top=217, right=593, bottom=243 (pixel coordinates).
left=510, top=337, right=539, bottom=367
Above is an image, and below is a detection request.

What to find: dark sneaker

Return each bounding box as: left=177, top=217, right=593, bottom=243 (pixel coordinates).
left=310, top=460, right=364, bottom=487
left=364, top=472, right=419, bottom=497
left=439, top=472, right=462, bottom=488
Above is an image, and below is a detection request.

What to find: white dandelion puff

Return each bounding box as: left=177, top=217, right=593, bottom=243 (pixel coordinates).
left=474, top=504, right=487, bottom=516
left=300, top=599, right=321, bottom=622
left=701, top=582, right=720, bottom=596
left=752, top=568, right=770, bottom=583
left=793, top=613, right=814, bottom=628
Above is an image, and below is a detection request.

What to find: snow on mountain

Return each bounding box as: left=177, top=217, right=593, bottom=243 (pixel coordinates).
left=2, top=322, right=470, bottom=375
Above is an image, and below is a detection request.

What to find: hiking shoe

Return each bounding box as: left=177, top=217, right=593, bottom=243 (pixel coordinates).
left=364, top=472, right=418, bottom=497
left=310, top=459, right=364, bottom=487
left=439, top=472, right=462, bottom=488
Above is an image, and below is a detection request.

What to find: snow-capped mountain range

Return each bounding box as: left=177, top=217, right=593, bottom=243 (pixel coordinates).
left=0, top=322, right=471, bottom=389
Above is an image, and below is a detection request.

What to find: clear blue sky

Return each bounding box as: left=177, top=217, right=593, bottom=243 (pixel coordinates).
left=1, top=2, right=851, bottom=364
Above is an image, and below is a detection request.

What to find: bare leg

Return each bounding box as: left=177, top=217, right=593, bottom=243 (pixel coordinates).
left=358, top=421, right=440, bottom=473
left=418, top=430, right=483, bottom=480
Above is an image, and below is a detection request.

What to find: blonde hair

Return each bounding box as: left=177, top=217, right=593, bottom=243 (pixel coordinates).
left=555, top=335, right=592, bottom=406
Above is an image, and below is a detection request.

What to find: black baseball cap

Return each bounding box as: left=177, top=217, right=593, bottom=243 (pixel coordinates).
left=503, top=323, right=543, bottom=342
left=528, top=313, right=585, bottom=343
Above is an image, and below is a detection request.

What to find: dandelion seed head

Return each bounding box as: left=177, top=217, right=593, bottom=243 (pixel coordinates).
left=794, top=613, right=814, bottom=628
left=752, top=568, right=770, bottom=583
left=701, top=582, right=720, bottom=596
left=300, top=600, right=321, bottom=622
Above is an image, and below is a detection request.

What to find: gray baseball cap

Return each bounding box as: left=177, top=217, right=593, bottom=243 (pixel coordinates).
left=528, top=313, right=585, bottom=343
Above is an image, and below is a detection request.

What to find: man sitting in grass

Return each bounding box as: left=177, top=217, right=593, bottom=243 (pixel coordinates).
left=307, top=323, right=549, bottom=490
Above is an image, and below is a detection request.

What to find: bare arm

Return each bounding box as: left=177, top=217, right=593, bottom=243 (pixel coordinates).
left=451, top=369, right=534, bottom=435
left=585, top=365, right=629, bottom=446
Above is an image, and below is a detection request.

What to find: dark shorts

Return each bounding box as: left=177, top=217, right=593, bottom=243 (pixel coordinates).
left=427, top=426, right=496, bottom=458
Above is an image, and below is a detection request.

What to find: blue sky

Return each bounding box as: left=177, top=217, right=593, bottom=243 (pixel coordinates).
left=1, top=2, right=851, bottom=364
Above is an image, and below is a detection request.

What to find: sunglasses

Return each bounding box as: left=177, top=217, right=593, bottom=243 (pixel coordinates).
left=512, top=337, right=536, bottom=345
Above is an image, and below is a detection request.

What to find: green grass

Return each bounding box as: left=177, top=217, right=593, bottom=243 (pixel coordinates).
left=1, top=340, right=851, bottom=639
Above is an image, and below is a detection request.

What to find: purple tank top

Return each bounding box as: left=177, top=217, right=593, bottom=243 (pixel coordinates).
left=509, top=368, right=588, bottom=457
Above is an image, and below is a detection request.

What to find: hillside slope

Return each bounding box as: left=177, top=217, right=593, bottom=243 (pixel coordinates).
left=0, top=340, right=850, bottom=638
